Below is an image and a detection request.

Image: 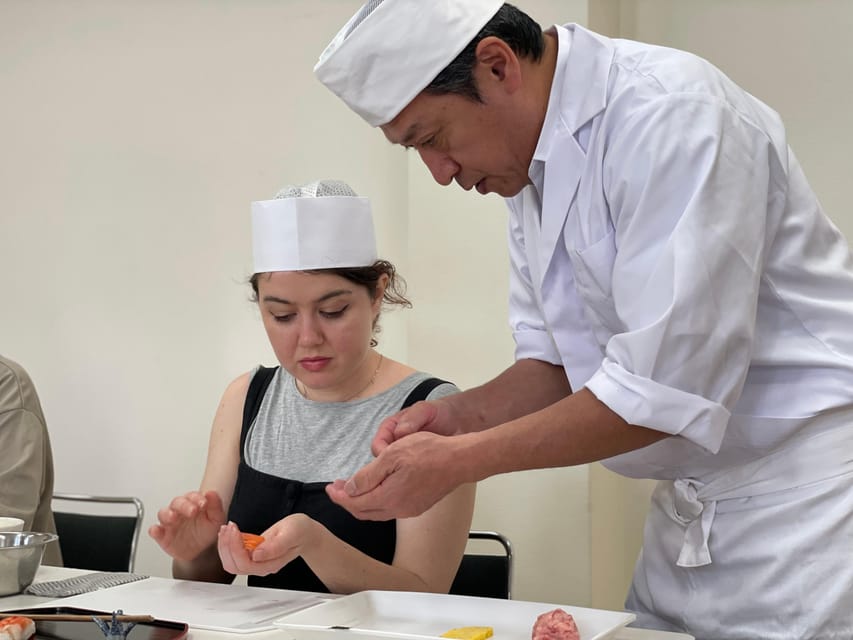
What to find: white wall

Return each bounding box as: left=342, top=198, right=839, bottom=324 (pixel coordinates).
left=0, top=0, right=406, bottom=581
left=1, top=0, right=850, bottom=611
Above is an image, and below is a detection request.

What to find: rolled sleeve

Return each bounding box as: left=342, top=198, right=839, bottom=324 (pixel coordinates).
left=586, top=358, right=730, bottom=452
left=513, top=328, right=562, bottom=365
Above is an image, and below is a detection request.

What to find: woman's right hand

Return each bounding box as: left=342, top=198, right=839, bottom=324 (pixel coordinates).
left=148, top=490, right=227, bottom=561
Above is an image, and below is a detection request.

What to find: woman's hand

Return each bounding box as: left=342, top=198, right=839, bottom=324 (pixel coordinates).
left=148, top=490, right=226, bottom=562
left=217, top=514, right=317, bottom=577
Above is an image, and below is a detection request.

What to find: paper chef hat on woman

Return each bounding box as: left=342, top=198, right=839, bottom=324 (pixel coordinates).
left=251, top=180, right=378, bottom=273
left=314, top=0, right=504, bottom=127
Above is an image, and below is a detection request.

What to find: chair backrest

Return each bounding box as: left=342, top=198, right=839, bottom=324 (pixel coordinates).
left=52, top=493, right=144, bottom=573
left=449, top=530, right=513, bottom=599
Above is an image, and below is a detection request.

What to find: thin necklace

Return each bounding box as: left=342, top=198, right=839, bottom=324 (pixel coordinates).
left=299, top=353, right=384, bottom=402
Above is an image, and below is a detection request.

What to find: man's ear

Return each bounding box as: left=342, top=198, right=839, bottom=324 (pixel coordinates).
left=474, top=36, right=522, bottom=92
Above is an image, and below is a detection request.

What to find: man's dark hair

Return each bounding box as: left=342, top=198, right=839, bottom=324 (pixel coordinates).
left=424, top=3, right=544, bottom=102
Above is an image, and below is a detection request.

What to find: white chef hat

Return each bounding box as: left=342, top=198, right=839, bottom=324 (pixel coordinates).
left=314, top=0, right=504, bottom=127
left=251, top=179, right=378, bottom=273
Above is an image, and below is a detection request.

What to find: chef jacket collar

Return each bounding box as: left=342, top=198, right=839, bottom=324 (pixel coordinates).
left=531, top=25, right=572, bottom=170
left=530, top=24, right=613, bottom=173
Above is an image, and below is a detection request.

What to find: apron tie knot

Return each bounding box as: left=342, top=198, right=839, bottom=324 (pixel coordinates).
left=667, top=425, right=853, bottom=569
left=673, top=478, right=716, bottom=568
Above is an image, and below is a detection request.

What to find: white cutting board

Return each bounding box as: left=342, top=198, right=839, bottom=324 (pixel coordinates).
left=38, top=576, right=329, bottom=632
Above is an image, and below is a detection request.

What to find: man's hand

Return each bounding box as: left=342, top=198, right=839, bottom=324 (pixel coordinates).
left=328, top=431, right=468, bottom=520
left=372, top=400, right=453, bottom=455
left=342, top=360, right=574, bottom=521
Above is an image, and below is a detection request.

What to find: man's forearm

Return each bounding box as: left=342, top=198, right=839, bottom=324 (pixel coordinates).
left=438, top=358, right=572, bottom=434
left=459, top=388, right=667, bottom=481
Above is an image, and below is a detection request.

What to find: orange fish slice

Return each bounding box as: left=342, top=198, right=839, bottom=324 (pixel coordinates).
left=0, top=616, right=36, bottom=640
left=241, top=533, right=265, bottom=551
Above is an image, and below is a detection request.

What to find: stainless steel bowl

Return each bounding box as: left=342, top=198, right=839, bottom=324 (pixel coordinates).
left=0, top=531, right=59, bottom=596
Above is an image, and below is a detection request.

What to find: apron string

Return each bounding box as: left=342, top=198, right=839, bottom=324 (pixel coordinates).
left=669, top=424, right=853, bottom=568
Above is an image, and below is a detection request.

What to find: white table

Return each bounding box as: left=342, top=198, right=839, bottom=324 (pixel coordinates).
left=0, top=567, right=692, bottom=640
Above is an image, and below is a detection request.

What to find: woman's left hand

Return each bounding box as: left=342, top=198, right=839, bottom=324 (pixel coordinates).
left=217, top=515, right=316, bottom=576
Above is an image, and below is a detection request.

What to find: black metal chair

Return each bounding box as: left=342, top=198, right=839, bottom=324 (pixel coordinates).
left=52, top=493, right=144, bottom=572
left=449, top=530, right=513, bottom=599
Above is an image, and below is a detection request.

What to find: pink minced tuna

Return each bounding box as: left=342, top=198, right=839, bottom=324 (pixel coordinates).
left=531, top=609, right=580, bottom=640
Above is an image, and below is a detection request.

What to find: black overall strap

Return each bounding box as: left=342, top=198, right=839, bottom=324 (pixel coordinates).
left=240, top=365, right=279, bottom=454
left=401, top=377, right=450, bottom=409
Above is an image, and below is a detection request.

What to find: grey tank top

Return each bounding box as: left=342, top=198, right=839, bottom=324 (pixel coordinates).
left=245, top=367, right=458, bottom=482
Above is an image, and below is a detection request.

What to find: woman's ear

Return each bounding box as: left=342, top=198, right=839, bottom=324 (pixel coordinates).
left=373, top=273, right=390, bottom=310
left=474, top=36, right=522, bottom=93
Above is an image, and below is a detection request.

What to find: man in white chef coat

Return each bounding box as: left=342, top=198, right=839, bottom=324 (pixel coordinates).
left=314, top=2, right=853, bottom=638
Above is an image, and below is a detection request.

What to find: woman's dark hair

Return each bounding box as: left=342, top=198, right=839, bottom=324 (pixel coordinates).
left=249, top=260, right=411, bottom=347
left=424, top=3, right=544, bottom=102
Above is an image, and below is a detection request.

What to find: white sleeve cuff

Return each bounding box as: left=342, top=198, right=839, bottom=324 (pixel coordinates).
left=513, top=328, right=563, bottom=366
left=585, top=358, right=730, bottom=453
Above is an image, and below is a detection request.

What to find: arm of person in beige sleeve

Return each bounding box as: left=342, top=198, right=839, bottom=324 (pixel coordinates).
left=0, top=354, right=62, bottom=565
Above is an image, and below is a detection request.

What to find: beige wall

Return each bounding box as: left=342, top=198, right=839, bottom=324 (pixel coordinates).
left=1, top=0, right=850, bottom=610
left=1, top=0, right=408, bottom=583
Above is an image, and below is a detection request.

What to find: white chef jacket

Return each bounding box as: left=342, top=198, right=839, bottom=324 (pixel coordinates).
left=507, top=24, right=853, bottom=639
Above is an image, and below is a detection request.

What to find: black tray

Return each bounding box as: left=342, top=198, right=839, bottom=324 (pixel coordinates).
left=6, top=607, right=188, bottom=640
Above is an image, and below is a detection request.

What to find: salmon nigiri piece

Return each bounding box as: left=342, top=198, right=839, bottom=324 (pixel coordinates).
left=0, top=616, right=36, bottom=640
left=241, top=533, right=265, bottom=551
